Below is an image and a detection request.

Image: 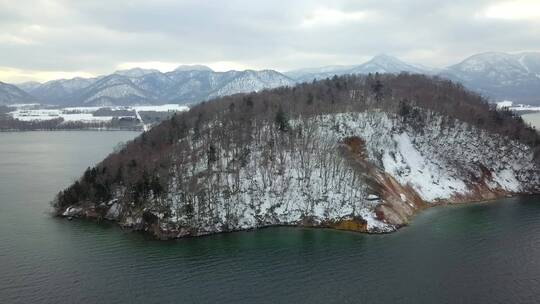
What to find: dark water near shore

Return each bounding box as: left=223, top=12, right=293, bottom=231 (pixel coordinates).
left=1, top=131, right=540, bottom=304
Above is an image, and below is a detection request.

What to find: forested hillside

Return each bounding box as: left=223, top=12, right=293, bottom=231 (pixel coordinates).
left=54, top=74, right=540, bottom=238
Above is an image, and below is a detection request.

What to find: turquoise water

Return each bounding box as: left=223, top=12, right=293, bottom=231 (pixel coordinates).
left=1, top=131, right=540, bottom=303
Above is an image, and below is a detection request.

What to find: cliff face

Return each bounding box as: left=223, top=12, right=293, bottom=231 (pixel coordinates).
left=59, top=110, right=540, bottom=239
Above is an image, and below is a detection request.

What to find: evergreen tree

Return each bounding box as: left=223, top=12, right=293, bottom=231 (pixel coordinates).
left=371, top=79, right=384, bottom=102
left=275, top=107, right=290, bottom=132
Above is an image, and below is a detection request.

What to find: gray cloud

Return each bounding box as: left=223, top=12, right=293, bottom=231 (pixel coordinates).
left=0, top=0, right=539, bottom=82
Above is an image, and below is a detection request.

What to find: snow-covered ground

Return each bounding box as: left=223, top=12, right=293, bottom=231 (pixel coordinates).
left=511, top=105, right=540, bottom=111
left=496, top=100, right=513, bottom=109
left=7, top=104, right=188, bottom=123
left=131, top=104, right=189, bottom=112
left=11, top=109, right=114, bottom=122
left=495, top=101, right=540, bottom=112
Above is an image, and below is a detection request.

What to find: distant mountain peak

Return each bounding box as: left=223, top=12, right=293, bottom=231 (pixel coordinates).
left=350, top=54, right=428, bottom=74
left=114, top=68, right=161, bottom=78
left=370, top=53, right=400, bottom=62
left=173, top=65, right=213, bottom=72
left=448, top=51, right=536, bottom=73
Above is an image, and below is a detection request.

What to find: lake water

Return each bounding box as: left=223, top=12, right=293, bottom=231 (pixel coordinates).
left=1, top=131, right=540, bottom=304
left=522, top=112, right=540, bottom=130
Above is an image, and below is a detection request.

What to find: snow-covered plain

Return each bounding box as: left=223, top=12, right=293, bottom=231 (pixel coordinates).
left=11, top=109, right=113, bottom=122
left=495, top=101, right=540, bottom=112
left=7, top=104, right=188, bottom=123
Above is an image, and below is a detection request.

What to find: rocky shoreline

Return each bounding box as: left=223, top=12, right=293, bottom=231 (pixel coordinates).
left=56, top=182, right=540, bottom=240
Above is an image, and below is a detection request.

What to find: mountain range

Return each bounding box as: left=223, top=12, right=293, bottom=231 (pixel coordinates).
left=2, top=52, right=540, bottom=106
left=286, top=52, right=540, bottom=105
left=441, top=52, right=540, bottom=105
left=284, top=54, right=430, bottom=82
left=8, top=66, right=294, bottom=107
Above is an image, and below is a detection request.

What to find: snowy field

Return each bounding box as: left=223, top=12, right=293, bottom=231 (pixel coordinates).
left=496, top=100, right=540, bottom=112
left=7, top=104, right=189, bottom=123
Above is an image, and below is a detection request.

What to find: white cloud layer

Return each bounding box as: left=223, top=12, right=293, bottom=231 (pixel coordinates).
left=482, top=0, right=540, bottom=20
left=0, top=0, right=538, bottom=83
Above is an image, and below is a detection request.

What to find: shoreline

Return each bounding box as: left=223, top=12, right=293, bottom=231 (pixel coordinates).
left=57, top=192, right=537, bottom=241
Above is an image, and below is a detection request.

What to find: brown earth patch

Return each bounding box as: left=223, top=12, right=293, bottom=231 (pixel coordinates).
left=329, top=217, right=368, bottom=232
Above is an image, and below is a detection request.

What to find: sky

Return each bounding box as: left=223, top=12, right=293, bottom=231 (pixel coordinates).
left=0, top=0, right=539, bottom=83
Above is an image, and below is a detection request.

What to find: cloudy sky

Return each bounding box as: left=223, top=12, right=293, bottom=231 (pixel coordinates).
left=0, top=0, right=539, bottom=83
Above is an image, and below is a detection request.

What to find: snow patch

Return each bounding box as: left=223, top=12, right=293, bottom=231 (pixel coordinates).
left=492, top=169, right=521, bottom=192
left=382, top=133, right=467, bottom=201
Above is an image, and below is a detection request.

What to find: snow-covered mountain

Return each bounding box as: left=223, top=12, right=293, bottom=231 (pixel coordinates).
left=286, top=52, right=540, bottom=104
left=0, top=81, right=36, bottom=105
left=285, top=65, right=357, bottom=82
left=16, top=81, right=41, bottom=93
left=350, top=54, right=429, bottom=74
left=208, top=70, right=295, bottom=99
left=24, top=77, right=98, bottom=105
left=440, top=52, right=540, bottom=104
left=9, top=51, right=540, bottom=106
left=161, top=69, right=295, bottom=103
left=114, top=68, right=161, bottom=78
left=286, top=54, right=432, bottom=83
left=172, top=65, right=213, bottom=72
left=15, top=66, right=294, bottom=106
left=77, top=74, right=154, bottom=106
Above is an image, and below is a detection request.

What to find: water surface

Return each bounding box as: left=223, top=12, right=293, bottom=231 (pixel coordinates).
left=522, top=112, right=540, bottom=129
left=1, top=131, right=540, bottom=304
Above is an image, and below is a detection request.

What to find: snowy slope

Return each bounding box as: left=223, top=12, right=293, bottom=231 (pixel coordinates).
left=349, top=54, right=429, bottom=74
left=16, top=81, right=41, bottom=93
left=114, top=68, right=160, bottom=78
left=28, top=77, right=98, bottom=105
left=208, top=70, right=294, bottom=98
left=287, top=54, right=432, bottom=83
left=78, top=74, right=154, bottom=106
left=285, top=65, right=357, bottom=82
left=440, top=52, right=540, bottom=104
left=0, top=81, right=36, bottom=105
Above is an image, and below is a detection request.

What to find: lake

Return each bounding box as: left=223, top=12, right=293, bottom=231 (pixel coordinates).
left=1, top=131, right=540, bottom=304
left=522, top=112, right=540, bottom=129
